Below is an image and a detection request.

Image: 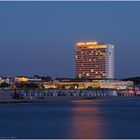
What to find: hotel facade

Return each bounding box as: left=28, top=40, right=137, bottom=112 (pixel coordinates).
left=76, top=41, right=115, bottom=79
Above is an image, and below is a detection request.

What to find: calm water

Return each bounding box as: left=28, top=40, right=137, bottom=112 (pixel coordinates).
left=0, top=98, right=140, bottom=139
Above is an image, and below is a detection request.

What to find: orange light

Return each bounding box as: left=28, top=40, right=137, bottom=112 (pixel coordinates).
left=86, top=42, right=97, bottom=45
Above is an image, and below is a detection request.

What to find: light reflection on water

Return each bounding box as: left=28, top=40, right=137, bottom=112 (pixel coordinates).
left=70, top=99, right=96, bottom=103
left=70, top=102, right=106, bottom=139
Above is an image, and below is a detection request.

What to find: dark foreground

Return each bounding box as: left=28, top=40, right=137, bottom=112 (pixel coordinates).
left=0, top=97, right=140, bottom=139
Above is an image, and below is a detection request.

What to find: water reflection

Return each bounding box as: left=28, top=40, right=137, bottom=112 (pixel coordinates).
left=70, top=102, right=106, bottom=139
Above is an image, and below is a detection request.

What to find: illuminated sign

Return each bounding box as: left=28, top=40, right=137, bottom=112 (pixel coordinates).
left=77, top=42, right=85, bottom=46
left=85, top=42, right=97, bottom=45
left=77, top=42, right=98, bottom=46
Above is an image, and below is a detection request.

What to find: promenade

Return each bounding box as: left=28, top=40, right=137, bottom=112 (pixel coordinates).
left=0, top=90, right=92, bottom=103
left=0, top=90, right=139, bottom=104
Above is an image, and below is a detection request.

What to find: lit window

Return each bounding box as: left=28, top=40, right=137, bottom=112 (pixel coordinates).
left=79, top=74, right=82, bottom=78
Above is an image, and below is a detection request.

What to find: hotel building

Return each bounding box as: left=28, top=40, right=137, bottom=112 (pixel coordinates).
left=76, top=41, right=115, bottom=79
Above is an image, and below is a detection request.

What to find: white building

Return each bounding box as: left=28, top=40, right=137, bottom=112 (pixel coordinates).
left=100, top=80, right=133, bottom=89
left=106, top=44, right=115, bottom=79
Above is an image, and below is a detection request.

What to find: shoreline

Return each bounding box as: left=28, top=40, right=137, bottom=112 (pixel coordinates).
left=0, top=96, right=139, bottom=104
left=0, top=90, right=139, bottom=105
left=0, top=92, right=94, bottom=104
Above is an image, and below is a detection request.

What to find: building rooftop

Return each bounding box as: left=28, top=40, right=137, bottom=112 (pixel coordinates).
left=76, top=41, right=108, bottom=49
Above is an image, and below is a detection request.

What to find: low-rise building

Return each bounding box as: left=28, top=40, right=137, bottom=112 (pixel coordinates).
left=100, top=80, right=133, bottom=89
left=15, top=76, right=28, bottom=83
left=44, top=79, right=134, bottom=90
left=0, top=76, right=11, bottom=84
left=0, top=76, right=4, bottom=83
left=28, top=78, right=42, bottom=83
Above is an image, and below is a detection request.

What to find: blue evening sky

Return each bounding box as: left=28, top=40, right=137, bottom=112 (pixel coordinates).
left=0, top=1, right=140, bottom=79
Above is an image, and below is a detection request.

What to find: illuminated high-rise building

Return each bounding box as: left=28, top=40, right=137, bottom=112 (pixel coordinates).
left=75, top=41, right=115, bottom=79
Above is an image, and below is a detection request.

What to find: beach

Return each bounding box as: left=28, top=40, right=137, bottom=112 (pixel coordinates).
left=0, top=90, right=139, bottom=104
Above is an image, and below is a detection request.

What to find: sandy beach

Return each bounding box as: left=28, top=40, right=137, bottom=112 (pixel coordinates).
left=0, top=90, right=92, bottom=103
left=0, top=90, right=139, bottom=104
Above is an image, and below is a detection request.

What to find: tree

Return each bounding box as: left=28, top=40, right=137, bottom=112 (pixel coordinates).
left=0, top=82, right=10, bottom=88
left=86, top=86, right=94, bottom=90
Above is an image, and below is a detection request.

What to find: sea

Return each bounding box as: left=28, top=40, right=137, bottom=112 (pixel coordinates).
left=0, top=97, right=140, bottom=139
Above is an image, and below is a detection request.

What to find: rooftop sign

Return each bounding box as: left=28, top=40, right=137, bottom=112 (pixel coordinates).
left=77, top=42, right=98, bottom=46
